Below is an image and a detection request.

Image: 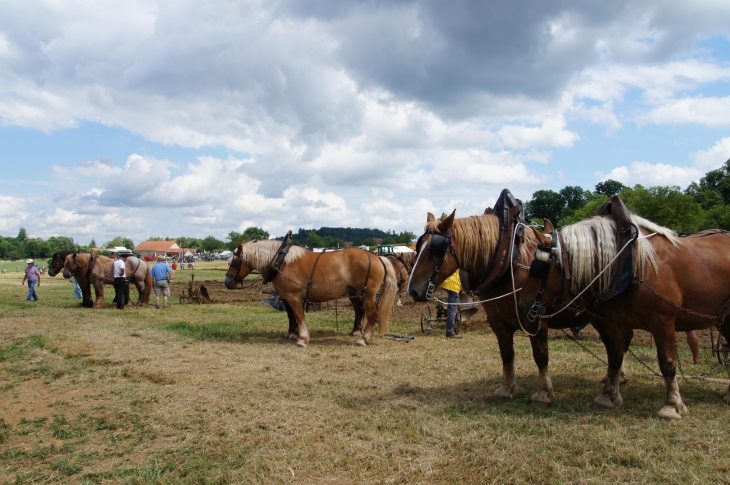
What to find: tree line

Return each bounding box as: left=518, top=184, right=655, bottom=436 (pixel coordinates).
left=524, top=159, right=730, bottom=233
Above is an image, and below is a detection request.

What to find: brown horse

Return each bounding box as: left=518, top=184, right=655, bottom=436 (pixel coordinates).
left=49, top=251, right=95, bottom=307
left=391, top=252, right=416, bottom=306
left=518, top=213, right=730, bottom=419
left=225, top=240, right=397, bottom=347
left=64, top=252, right=153, bottom=308
left=407, top=210, right=614, bottom=407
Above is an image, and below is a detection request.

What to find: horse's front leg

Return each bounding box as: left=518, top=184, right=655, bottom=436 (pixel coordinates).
left=490, top=319, right=521, bottom=399
left=593, top=321, right=631, bottom=386
left=349, top=296, right=364, bottom=337
left=355, top=294, right=379, bottom=346
left=94, top=282, right=106, bottom=309
left=285, top=298, right=309, bottom=348
left=653, top=324, right=687, bottom=420
left=528, top=320, right=554, bottom=408
left=282, top=301, right=298, bottom=341
left=81, top=284, right=93, bottom=308
left=592, top=323, right=628, bottom=410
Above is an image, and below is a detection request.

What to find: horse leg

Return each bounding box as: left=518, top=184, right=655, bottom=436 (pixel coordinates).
left=490, top=321, right=521, bottom=399
left=356, top=296, right=378, bottom=346
left=81, top=285, right=93, bottom=308
left=528, top=320, right=554, bottom=408
left=722, top=322, right=730, bottom=403
left=94, top=281, right=106, bottom=308
left=653, top=327, right=687, bottom=420
left=592, top=324, right=628, bottom=410
left=286, top=299, right=309, bottom=348
left=349, top=296, right=364, bottom=337
left=282, top=301, right=298, bottom=341
left=593, top=322, right=632, bottom=386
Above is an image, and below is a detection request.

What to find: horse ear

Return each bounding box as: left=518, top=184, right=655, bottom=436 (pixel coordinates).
left=427, top=212, right=435, bottom=223
left=543, top=219, right=555, bottom=233
left=437, top=210, right=456, bottom=233
left=531, top=226, right=552, bottom=246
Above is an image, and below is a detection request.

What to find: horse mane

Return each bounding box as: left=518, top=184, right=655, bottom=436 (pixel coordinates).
left=559, top=213, right=679, bottom=295
left=425, top=214, right=534, bottom=269
left=236, top=240, right=307, bottom=271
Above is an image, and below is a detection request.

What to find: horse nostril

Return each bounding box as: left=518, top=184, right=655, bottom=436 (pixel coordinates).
left=409, top=288, right=421, bottom=302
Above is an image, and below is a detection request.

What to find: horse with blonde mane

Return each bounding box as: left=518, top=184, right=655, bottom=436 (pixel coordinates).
left=408, top=209, right=608, bottom=407
left=63, top=252, right=153, bottom=308
left=225, top=240, right=397, bottom=347
left=519, top=203, right=730, bottom=420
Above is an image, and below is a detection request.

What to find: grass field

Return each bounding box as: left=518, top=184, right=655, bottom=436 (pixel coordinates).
left=1, top=260, right=730, bottom=484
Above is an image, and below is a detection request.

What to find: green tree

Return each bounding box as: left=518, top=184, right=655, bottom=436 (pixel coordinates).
left=559, top=194, right=609, bottom=226
left=352, top=237, right=362, bottom=246
left=525, top=189, right=565, bottom=225
left=595, top=179, right=628, bottom=197
left=89, top=238, right=97, bottom=248
left=226, top=231, right=247, bottom=250
left=363, top=237, right=376, bottom=247
left=201, top=235, right=226, bottom=252
left=307, top=232, right=324, bottom=248
left=243, top=227, right=270, bottom=241
left=395, top=231, right=416, bottom=244
left=105, top=236, right=134, bottom=250
left=382, top=236, right=395, bottom=245
left=16, top=227, right=28, bottom=241
left=621, top=185, right=704, bottom=232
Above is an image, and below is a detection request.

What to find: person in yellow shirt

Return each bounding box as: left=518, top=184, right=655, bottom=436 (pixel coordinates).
left=439, top=270, right=462, bottom=338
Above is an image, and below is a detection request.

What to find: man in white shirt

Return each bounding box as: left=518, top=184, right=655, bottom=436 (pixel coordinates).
left=113, top=254, right=127, bottom=309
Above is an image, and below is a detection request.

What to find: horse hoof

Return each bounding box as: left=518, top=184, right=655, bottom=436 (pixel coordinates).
left=349, top=331, right=363, bottom=337
left=658, top=406, right=683, bottom=420
left=530, top=392, right=552, bottom=408
left=285, top=332, right=298, bottom=341
left=592, top=394, right=615, bottom=410
left=296, top=340, right=308, bottom=348
left=355, top=339, right=367, bottom=347
left=677, top=402, right=688, bottom=415
left=493, top=386, right=515, bottom=399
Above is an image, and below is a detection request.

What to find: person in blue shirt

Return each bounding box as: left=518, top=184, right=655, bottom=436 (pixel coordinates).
left=150, top=256, right=173, bottom=308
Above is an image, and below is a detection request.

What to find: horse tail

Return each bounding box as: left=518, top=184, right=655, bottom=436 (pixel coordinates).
left=376, top=255, right=398, bottom=335
left=140, top=263, right=153, bottom=306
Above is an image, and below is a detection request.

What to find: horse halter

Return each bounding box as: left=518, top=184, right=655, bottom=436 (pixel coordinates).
left=525, top=232, right=560, bottom=322
left=415, top=228, right=460, bottom=301
left=228, top=248, right=245, bottom=283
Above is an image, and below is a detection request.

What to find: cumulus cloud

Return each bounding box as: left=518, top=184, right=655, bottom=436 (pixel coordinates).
left=1, top=1, right=730, bottom=242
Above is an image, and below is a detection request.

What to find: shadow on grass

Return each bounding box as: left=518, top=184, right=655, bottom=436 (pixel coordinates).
left=340, top=370, right=716, bottom=420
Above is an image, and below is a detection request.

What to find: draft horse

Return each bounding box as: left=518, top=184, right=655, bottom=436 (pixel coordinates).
left=63, top=252, right=153, bottom=308
left=518, top=207, right=730, bottom=419
left=407, top=209, right=618, bottom=407
left=49, top=251, right=94, bottom=307
left=225, top=240, right=397, bottom=347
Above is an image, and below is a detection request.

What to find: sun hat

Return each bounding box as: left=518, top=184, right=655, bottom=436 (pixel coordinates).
left=26, top=259, right=34, bottom=264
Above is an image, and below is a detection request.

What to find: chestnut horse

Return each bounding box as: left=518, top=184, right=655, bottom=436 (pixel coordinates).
left=225, top=240, right=397, bottom=347
left=63, top=252, right=153, bottom=308
left=407, top=210, right=613, bottom=407
left=518, top=214, right=730, bottom=419
left=49, top=251, right=94, bottom=307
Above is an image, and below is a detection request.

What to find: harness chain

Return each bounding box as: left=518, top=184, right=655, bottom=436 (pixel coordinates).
left=633, top=276, right=730, bottom=322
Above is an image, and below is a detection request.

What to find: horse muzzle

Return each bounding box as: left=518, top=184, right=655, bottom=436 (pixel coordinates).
left=224, top=276, right=238, bottom=290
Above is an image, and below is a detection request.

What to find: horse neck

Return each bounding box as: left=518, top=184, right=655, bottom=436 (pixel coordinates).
left=241, top=243, right=272, bottom=272
left=449, top=214, right=499, bottom=280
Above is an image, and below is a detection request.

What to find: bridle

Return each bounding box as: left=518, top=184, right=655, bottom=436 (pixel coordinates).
left=392, top=254, right=413, bottom=288
left=525, top=232, right=560, bottom=322
left=227, top=247, right=245, bottom=284
left=415, top=228, right=461, bottom=301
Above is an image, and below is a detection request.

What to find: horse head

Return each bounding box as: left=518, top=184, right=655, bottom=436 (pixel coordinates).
left=518, top=220, right=567, bottom=319
left=407, top=210, right=460, bottom=302
left=62, top=252, right=82, bottom=280
left=48, top=252, right=67, bottom=277
left=224, top=242, right=253, bottom=289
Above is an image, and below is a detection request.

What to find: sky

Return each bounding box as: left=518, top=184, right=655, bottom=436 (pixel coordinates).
left=1, top=0, right=730, bottom=246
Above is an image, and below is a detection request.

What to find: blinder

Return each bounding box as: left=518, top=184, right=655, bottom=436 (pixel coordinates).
left=525, top=231, right=559, bottom=322
left=413, top=227, right=460, bottom=300
left=429, top=234, right=448, bottom=257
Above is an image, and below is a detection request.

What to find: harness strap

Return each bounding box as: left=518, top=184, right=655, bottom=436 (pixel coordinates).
left=304, top=249, right=327, bottom=312
left=263, top=231, right=293, bottom=284
left=360, top=250, right=373, bottom=301
left=472, top=205, right=524, bottom=295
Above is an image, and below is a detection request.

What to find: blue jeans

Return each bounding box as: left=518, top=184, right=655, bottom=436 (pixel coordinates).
left=72, top=278, right=82, bottom=299
left=445, top=290, right=459, bottom=335
left=26, top=280, right=39, bottom=301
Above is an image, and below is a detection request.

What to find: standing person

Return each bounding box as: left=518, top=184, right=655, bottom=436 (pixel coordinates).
left=151, top=256, right=172, bottom=309
left=686, top=330, right=701, bottom=364
left=439, top=270, right=462, bottom=338
left=21, top=259, right=40, bottom=302
left=112, top=254, right=127, bottom=309
left=72, top=276, right=82, bottom=299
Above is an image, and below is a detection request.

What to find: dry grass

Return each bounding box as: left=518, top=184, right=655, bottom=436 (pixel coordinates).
left=1, top=262, right=730, bottom=484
